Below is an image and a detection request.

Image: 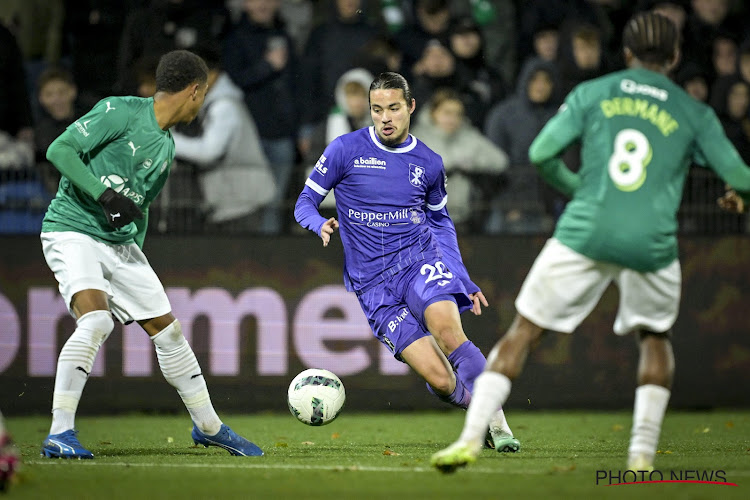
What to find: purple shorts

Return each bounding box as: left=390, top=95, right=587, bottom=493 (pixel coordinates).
left=357, top=258, right=472, bottom=360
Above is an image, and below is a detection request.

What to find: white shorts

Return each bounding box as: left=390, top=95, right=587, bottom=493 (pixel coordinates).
left=515, top=238, right=681, bottom=335
left=41, top=231, right=171, bottom=323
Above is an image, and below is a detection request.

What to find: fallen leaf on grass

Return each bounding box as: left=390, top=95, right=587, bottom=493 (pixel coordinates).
left=331, top=433, right=341, bottom=439
left=383, top=447, right=400, bottom=456
left=301, top=441, right=315, bottom=445
left=551, top=464, right=576, bottom=473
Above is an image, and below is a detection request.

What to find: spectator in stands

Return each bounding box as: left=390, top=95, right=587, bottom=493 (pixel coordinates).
left=352, top=35, right=404, bottom=76
left=648, top=0, right=688, bottom=33
left=302, top=68, right=374, bottom=212
left=675, top=62, right=710, bottom=102
left=223, top=0, right=300, bottom=234
left=0, top=23, right=34, bottom=170
left=682, top=0, right=744, bottom=84
left=447, top=17, right=507, bottom=128
left=710, top=75, right=750, bottom=164
left=394, top=0, right=454, bottom=80
left=115, top=0, right=228, bottom=95
left=133, top=56, right=161, bottom=98
left=410, top=39, right=487, bottom=128
left=412, top=88, right=508, bottom=232
left=298, top=0, right=380, bottom=136
left=739, top=39, right=750, bottom=86
left=530, top=23, right=560, bottom=64
left=34, top=67, right=85, bottom=196
left=0, top=23, right=43, bottom=233
left=484, top=59, right=558, bottom=234
left=557, top=23, right=610, bottom=97
left=0, top=0, right=65, bottom=119
left=172, top=44, right=276, bottom=233
left=697, top=73, right=750, bottom=233
left=712, top=32, right=739, bottom=79
left=516, top=0, right=614, bottom=73
left=449, top=0, right=518, bottom=91
left=63, top=0, right=135, bottom=106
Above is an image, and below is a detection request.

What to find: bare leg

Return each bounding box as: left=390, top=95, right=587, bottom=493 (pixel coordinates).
left=486, top=314, right=545, bottom=379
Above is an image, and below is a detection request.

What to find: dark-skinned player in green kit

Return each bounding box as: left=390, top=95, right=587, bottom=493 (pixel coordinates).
left=432, top=11, right=750, bottom=473
left=40, top=50, right=263, bottom=459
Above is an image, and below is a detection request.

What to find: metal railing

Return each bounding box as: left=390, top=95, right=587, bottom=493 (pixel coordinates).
left=1, top=162, right=746, bottom=235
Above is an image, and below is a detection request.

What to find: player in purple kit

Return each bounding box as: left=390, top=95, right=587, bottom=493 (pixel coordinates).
left=295, top=72, right=519, bottom=451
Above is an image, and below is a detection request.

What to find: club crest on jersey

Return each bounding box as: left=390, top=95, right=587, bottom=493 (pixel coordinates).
left=409, top=163, right=425, bottom=187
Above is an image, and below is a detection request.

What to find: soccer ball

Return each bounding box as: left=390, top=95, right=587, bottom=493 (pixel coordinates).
left=287, top=368, right=346, bottom=426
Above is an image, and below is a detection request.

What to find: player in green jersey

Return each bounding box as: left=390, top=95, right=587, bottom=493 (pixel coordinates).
left=40, top=50, right=263, bottom=459
left=432, top=11, right=750, bottom=473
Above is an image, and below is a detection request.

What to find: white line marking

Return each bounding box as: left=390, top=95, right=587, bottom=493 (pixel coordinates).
left=25, top=460, right=539, bottom=474
left=25, top=460, right=750, bottom=478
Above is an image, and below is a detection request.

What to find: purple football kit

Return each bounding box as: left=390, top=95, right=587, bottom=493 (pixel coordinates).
left=295, top=126, right=487, bottom=406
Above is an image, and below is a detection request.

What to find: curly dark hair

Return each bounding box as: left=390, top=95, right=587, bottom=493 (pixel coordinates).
left=623, top=11, right=679, bottom=65
left=155, top=50, right=208, bottom=93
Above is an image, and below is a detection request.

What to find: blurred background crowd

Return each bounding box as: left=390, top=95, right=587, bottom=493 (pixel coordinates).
left=1, top=0, right=748, bottom=236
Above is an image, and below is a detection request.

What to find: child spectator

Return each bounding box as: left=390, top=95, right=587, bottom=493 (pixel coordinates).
left=34, top=67, right=85, bottom=195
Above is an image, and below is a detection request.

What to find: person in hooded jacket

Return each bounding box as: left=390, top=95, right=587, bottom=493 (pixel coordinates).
left=172, top=43, right=276, bottom=232
left=302, top=67, right=374, bottom=210
left=483, top=58, right=559, bottom=234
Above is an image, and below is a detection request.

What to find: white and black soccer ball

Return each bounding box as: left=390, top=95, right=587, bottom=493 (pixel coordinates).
left=287, top=368, right=346, bottom=426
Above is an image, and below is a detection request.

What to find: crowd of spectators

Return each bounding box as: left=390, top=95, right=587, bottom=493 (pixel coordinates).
left=0, top=0, right=749, bottom=235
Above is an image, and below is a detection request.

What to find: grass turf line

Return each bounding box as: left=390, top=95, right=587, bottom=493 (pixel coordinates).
left=5, top=410, right=749, bottom=499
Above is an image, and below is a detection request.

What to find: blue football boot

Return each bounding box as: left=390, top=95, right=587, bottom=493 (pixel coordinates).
left=41, top=430, right=94, bottom=459
left=191, top=424, right=263, bottom=457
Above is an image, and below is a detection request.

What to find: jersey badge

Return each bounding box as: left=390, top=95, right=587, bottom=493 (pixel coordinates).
left=409, top=163, right=425, bottom=187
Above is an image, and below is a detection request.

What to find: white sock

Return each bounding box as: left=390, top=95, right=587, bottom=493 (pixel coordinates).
left=489, top=406, right=513, bottom=436
left=458, top=371, right=512, bottom=444
left=151, top=320, right=222, bottom=435
left=628, top=384, right=671, bottom=463
left=50, top=310, right=113, bottom=435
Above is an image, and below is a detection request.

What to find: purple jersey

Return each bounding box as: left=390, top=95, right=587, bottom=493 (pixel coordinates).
left=295, top=126, right=477, bottom=294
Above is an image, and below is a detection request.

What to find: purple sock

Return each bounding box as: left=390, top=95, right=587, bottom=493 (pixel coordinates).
left=425, top=377, right=472, bottom=409
left=447, top=340, right=486, bottom=393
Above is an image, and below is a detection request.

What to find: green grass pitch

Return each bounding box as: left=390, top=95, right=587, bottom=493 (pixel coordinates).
left=5, top=410, right=749, bottom=499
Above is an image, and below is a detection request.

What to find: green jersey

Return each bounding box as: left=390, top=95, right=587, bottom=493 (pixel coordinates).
left=42, top=96, right=174, bottom=246
left=530, top=67, right=750, bottom=272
